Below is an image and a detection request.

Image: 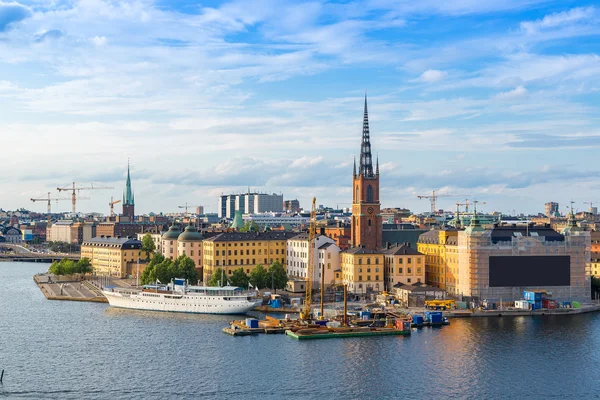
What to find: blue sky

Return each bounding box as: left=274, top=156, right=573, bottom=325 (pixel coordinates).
left=1, top=0, right=599, bottom=216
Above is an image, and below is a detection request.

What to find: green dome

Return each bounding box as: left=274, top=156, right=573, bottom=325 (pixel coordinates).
left=178, top=224, right=203, bottom=241
left=162, top=224, right=181, bottom=240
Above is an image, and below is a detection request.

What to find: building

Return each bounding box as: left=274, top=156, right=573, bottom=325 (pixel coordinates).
left=286, top=233, right=339, bottom=286
left=383, top=243, right=425, bottom=290
left=96, top=222, right=163, bottom=239
left=1, top=226, right=22, bottom=243
left=177, top=223, right=204, bottom=275
left=47, top=221, right=85, bottom=244
left=202, top=231, right=296, bottom=283
left=122, top=162, right=135, bottom=218
left=161, top=224, right=181, bottom=260
left=545, top=202, right=559, bottom=218
left=394, top=284, right=445, bottom=307
left=195, top=206, right=204, bottom=215
left=350, top=95, right=382, bottom=250
left=283, top=199, right=300, bottom=213
left=81, top=236, right=143, bottom=277
left=417, top=228, right=460, bottom=293
left=218, top=192, right=284, bottom=219
left=322, top=222, right=351, bottom=251
left=339, top=95, right=387, bottom=294
left=590, top=231, right=600, bottom=277
left=245, top=213, right=308, bottom=229
left=136, top=232, right=163, bottom=254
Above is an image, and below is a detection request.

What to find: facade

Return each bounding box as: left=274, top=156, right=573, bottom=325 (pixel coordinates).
left=339, top=247, right=384, bottom=293
left=161, top=224, right=181, bottom=260
left=590, top=231, right=600, bottom=277
left=323, top=222, right=351, bottom=251
left=383, top=244, right=425, bottom=290
left=202, top=231, right=296, bottom=283
left=136, top=232, right=163, bottom=255
left=177, top=224, right=203, bottom=273
left=1, top=226, right=22, bottom=243
left=47, top=221, right=85, bottom=244
left=96, top=222, right=162, bottom=239
left=417, top=228, right=460, bottom=293
left=286, top=233, right=339, bottom=285
left=244, top=213, right=308, bottom=228
left=122, top=162, right=135, bottom=218
left=81, top=236, right=143, bottom=277
left=218, top=192, right=284, bottom=218
left=283, top=199, right=300, bottom=213
left=351, top=95, right=382, bottom=250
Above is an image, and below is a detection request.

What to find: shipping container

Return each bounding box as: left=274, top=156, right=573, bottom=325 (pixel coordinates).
left=246, top=318, right=259, bottom=328
left=542, top=299, right=557, bottom=309
left=412, top=315, right=424, bottom=325
left=425, top=311, right=443, bottom=324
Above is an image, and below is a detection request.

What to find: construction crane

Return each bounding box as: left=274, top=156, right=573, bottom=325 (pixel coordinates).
left=300, top=197, right=317, bottom=321
left=417, top=190, right=469, bottom=215
left=31, top=192, right=89, bottom=223
left=109, top=197, right=121, bottom=217
left=584, top=201, right=598, bottom=215
left=56, top=182, right=114, bottom=214
left=178, top=203, right=206, bottom=216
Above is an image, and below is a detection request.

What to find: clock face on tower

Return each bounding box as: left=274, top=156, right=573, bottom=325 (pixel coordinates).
left=367, top=206, right=374, bottom=215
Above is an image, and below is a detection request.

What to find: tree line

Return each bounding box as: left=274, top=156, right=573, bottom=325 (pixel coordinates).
left=208, top=260, right=288, bottom=292
left=48, top=257, right=92, bottom=276
left=140, top=254, right=199, bottom=285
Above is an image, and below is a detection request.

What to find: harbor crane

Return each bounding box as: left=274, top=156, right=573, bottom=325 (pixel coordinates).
left=109, top=197, right=121, bottom=217
left=56, top=182, right=114, bottom=214
left=417, top=190, right=469, bottom=215
left=300, top=197, right=317, bottom=321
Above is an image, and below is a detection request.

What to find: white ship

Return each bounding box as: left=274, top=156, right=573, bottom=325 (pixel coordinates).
left=102, top=279, right=262, bottom=315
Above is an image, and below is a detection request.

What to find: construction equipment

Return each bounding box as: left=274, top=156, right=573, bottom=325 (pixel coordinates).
left=417, top=190, right=469, bottom=215
left=300, top=197, right=317, bottom=321
left=30, top=192, right=71, bottom=214
left=178, top=203, right=206, bottom=216
left=109, top=197, right=121, bottom=217
left=56, top=182, right=114, bottom=213
left=425, top=299, right=456, bottom=310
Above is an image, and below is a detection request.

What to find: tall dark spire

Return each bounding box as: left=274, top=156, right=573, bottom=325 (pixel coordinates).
left=376, top=153, right=379, bottom=175
left=353, top=155, right=357, bottom=176
left=359, top=93, right=374, bottom=178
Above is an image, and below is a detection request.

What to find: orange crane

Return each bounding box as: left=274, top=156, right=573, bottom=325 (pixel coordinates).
left=109, top=197, right=121, bottom=217
left=56, top=182, right=114, bottom=213
left=417, top=190, right=469, bottom=215
left=300, top=197, right=317, bottom=321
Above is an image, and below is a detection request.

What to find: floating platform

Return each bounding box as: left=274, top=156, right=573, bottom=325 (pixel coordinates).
left=286, top=327, right=410, bottom=340
left=222, top=327, right=257, bottom=336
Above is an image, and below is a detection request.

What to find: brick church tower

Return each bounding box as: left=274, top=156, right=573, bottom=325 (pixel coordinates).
left=351, top=95, right=382, bottom=250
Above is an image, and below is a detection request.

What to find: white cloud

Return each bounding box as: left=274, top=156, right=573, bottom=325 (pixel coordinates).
left=495, top=85, right=528, bottom=100
left=91, top=36, right=107, bottom=46
left=521, top=6, right=597, bottom=34
left=415, top=69, right=447, bottom=83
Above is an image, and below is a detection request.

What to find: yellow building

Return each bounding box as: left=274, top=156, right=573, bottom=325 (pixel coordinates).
left=81, top=236, right=143, bottom=278
left=202, top=232, right=297, bottom=283
left=383, top=244, right=425, bottom=291
left=339, top=247, right=384, bottom=293
left=416, top=229, right=459, bottom=294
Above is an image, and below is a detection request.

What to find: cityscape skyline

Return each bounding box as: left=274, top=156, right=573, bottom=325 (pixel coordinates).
left=1, top=1, right=599, bottom=214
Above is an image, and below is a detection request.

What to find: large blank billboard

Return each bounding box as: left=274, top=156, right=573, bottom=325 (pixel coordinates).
left=489, top=256, right=570, bottom=287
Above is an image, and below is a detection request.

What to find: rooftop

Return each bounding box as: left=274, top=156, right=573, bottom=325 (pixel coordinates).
left=204, top=231, right=298, bottom=242
left=384, top=244, right=422, bottom=256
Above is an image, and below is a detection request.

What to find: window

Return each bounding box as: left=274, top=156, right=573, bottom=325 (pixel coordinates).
left=327, top=263, right=331, bottom=269
left=408, top=258, right=412, bottom=264
left=190, top=250, right=194, bottom=256
left=375, top=275, right=379, bottom=281
left=398, top=258, right=403, bottom=264
left=359, top=276, right=362, bottom=281
left=358, top=259, right=362, bottom=265
left=228, top=250, right=231, bottom=256
left=367, top=258, right=371, bottom=265
left=407, top=278, right=411, bottom=283
left=366, top=185, right=373, bottom=203
left=375, top=258, right=379, bottom=264
left=367, top=275, right=371, bottom=281
left=368, top=219, right=371, bottom=226
left=355, top=185, right=359, bottom=201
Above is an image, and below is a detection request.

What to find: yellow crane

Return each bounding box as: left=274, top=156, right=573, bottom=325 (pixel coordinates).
left=300, top=197, right=317, bottom=321
left=31, top=192, right=88, bottom=223
left=417, top=190, right=469, bottom=215
left=109, top=197, right=121, bottom=217
left=56, top=182, right=114, bottom=213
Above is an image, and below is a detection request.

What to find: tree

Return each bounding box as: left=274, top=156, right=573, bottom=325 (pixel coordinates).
left=239, top=221, right=259, bottom=232
left=249, top=264, right=268, bottom=290
left=140, top=254, right=165, bottom=285
left=229, top=268, right=250, bottom=289
left=141, top=233, right=156, bottom=261
left=268, top=260, right=288, bottom=293
left=208, top=268, right=228, bottom=287
left=173, top=255, right=199, bottom=284
left=77, top=257, right=93, bottom=276
left=48, top=258, right=76, bottom=276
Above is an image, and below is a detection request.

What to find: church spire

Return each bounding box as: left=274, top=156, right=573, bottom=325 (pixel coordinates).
left=353, top=155, right=357, bottom=177
left=124, top=159, right=134, bottom=206
left=376, top=153, right=379, bottom=175
left=359, top=93, right=374, bottom=178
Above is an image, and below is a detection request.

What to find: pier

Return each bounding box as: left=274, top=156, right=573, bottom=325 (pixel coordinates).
left=34, top=274, right=107, bottom=303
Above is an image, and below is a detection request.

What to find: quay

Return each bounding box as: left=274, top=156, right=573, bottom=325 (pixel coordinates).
left=34, top=274, right=107, bottom=303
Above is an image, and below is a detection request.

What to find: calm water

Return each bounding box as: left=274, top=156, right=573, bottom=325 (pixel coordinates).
left=1, top=262, right=600, bottom=399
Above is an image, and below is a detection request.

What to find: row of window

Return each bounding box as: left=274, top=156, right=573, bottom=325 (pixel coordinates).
left=210, top=258, right=282, bottom=266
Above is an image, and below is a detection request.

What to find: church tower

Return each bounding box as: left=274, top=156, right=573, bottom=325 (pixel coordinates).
left=122, top=161, right=135, bottom=218
left=351, top=95, right=382, bottom=250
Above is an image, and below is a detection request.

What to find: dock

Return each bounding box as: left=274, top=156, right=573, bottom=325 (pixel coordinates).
left=34, top=274, right=108, bottom=303
left=286, top=327, right=410, bottom=340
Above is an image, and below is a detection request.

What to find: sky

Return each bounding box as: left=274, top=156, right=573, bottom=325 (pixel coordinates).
left=1, top=0, right=599, bottom=216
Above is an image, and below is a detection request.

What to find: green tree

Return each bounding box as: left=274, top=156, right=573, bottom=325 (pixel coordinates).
left=268, top=260, right=288, bottom=293
left=208, top=268, right=229, bottom=287
left=141, top=233, right=156, bottom=260
left=76, top=257, right=93, bottom=276
left=239, top=221, right=259, bottom=232
left=140, top=254, right=165, bottom=285
left=249, top=264, right=268, bottom=289
left=173, top=255, right=199, bottom=284
left=229, top=267, right=250, bottom=289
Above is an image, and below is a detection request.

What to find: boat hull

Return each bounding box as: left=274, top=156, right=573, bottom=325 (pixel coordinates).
left=102, top=290, right=261, bottom=315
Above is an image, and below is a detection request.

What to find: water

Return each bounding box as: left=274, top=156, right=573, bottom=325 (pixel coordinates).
left=1, top=262, right=600, bottom=399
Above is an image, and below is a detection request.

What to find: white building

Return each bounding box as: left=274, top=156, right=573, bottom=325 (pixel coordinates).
left=136, top=232, right=163, bottom=254
left=48, top=221, right=75, bottom=243
left=244, top=213, right=308, bottom=228
left=218, top=192, right=284, bottom=218
left=286, top=233, right=340, bottom=286
left=2, top=226, right=22, bottom=243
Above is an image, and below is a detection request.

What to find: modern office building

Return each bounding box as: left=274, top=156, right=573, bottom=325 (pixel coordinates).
left=218, top=192, right=284, bottom=218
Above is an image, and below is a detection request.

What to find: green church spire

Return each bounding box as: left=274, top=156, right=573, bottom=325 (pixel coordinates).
left=124, top=160, right=134, bottom=206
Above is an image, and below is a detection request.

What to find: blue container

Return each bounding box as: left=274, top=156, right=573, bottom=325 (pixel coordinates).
left=246, top=318, right=259, bottom=328
left=361, top=311, right=371, bottom=319
left=425, top=311, right=443, bottom=324
left=315, top=320, right=328, bottom=326
left=412, top=315, right=424, bottom=325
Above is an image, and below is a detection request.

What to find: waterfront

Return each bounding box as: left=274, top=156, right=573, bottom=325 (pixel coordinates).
left=1, top=262, right=600, bottom=399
